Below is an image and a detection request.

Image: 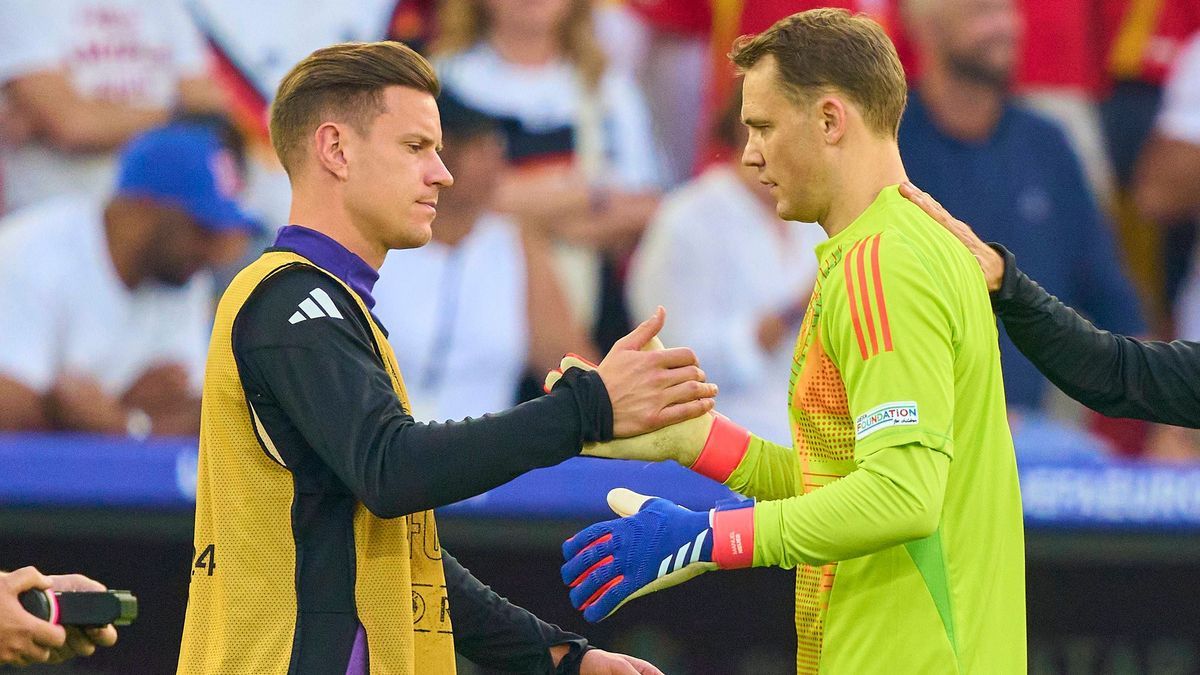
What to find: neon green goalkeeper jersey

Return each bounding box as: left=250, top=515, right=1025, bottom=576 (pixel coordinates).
left=724, top=186, right=1025, bottom=673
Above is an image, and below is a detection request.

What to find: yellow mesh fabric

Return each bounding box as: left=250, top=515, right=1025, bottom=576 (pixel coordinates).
left=177, top=252, right=454, bottom=674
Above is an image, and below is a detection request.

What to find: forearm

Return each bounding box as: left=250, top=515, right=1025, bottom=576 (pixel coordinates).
left=992, top=245, right=1200, bottom=426
left=236, top=268, right=617, bottom=519
left=338, top=368, right=611, bottom=518
left=724, top=435, right=801, bottom=500
left=144, top=400, right=201, bottom=436
left=176, top=77, right=228, bottom=114
left=753, top=443, right=949, bottom=568
left=0, top=377, right=49, bottom=431
left=57, top=104, right=167, bottom=151
left=444, top=551, right=586, bottom=673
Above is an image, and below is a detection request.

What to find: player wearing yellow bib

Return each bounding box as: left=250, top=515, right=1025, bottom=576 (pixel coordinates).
left=558, top=10, right=1025, bottom=673
left=177, top=41, right=714, bottom=675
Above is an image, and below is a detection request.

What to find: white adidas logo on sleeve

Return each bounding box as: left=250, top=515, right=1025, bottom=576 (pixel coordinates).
left=289, top=287, right=345, bottom=324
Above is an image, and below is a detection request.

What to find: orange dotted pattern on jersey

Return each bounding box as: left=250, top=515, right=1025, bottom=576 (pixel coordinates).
left=794, top=562, right=838, bottom=675
left=784, top=243, right=858, bottom=672
left=792, top=337, right=856, bottom=466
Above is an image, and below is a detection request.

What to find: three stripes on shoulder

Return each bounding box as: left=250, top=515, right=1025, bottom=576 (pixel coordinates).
left=289, top=288, right=344, bottom=324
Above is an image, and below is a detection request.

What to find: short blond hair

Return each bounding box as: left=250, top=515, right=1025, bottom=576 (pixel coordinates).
left=269, top=41, right=439, bottom=175
left=730, top=8, right=908, bottom=138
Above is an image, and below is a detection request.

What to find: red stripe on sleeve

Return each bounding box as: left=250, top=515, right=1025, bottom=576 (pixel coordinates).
left=843, top=241, right=869, bottom=360
left=870, top=234, right=893, bottom=352
left=856, top=238, right=879, bottom=357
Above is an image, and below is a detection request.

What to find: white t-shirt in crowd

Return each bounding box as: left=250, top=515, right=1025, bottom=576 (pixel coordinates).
left=1157, top=32, right=1200, bottom=145
left=0, top=0, right=209, bottom=212
left=435, top=42, right=662, bottom=191
left=374, top=213, right=529, bottom=423
left=628, top=166, right=827, bottom=444
left=0, top=195, right=213, bottom=396
left=436, top=43, right=663, bottom=327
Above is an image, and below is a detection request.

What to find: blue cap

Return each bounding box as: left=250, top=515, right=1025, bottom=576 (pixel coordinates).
left=116, top=123, right=260, bottom=233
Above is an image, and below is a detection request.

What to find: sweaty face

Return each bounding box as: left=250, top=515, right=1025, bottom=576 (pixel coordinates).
left=740, top=57, right=829, bottom=223
left=342, top=86, right=453, bottom=251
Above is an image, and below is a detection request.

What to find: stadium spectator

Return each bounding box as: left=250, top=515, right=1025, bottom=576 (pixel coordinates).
left=0, top=121, right=256, bottom=436
left=1133, top=32, right=1200, bottom=230
left=627, top=88, right=826, bottom=443
left=1137, top=32, right=1200, bottom=342
left=0, top=567, right=118, bottom=667
left=899, top=0, right=1146, bottom=413
left=1099, top=2, right=1200, bottom=320
left=1013, top=0, right=1116, bottom=204
left=607, top=0, right=710, bottom=186
left=433, top=0, right=663, bottom=348
left=0, top=0, right=225, bottom=214
left=375, top=94, right=596, bottom=422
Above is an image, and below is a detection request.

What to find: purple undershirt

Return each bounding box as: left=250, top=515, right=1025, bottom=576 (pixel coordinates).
left=272, top=224, right=377, bottom=675
left=273, top=225, right=380, bottom=309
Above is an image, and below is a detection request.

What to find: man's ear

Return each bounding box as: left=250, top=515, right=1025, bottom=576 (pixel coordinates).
left=816, top=96, right=848, bottom=145
left=314, top=122, right=350, bottom=180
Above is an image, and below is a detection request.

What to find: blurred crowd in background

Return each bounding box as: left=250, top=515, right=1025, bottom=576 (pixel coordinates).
left=0, top=0, right=1198, bottom=462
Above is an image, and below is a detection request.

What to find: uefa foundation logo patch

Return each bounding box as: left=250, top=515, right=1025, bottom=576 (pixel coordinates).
left=855, top=401, right=919, bottom=440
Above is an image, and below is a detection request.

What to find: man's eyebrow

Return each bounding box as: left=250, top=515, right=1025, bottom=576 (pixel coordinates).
left=402, top=133, right=441, bottom=150
left=742, top=116, right=767, bottom=127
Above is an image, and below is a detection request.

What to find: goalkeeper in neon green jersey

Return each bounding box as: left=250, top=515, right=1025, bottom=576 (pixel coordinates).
left=556, top=9, right=1025, bottom=674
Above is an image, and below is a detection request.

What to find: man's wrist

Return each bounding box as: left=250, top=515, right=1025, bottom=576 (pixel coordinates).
left=987, top=243, right=1019, bottom=306
left=711, top=497, right=756, bottom=569
left=550, top=639, right=593, bottom=674
left=556, top=368, right=614, bottom=443
left=689, top=415, right=752, bottom=482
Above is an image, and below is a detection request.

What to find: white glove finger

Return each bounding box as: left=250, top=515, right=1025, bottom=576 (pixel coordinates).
left=607, top=488, right=653, bottom=517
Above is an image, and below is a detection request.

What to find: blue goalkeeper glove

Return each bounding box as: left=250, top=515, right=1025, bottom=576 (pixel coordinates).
left=561, top=488, right=755, bottom=623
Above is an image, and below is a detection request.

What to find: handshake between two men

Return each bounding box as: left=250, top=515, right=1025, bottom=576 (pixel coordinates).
left=546, top=317, right=759, bottom=623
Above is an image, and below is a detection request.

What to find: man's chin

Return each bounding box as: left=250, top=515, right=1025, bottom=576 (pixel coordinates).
left=776, top=200, right=804, bottom=222
left=388, top=226, right=433, bottom=251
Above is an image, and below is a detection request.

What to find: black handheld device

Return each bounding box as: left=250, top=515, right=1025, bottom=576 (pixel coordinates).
left=17, top=589, right=138, bottom=627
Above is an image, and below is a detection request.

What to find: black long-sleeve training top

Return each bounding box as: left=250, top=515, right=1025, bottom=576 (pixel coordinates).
left=991, top=244, right=1200, bottom=428
left=231, top=230, right=609, bottom=672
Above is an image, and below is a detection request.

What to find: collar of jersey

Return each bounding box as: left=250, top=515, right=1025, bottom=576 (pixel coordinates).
left=814, top=184, right=902, bottom=261
left=271, top=225, right=380, bottom=309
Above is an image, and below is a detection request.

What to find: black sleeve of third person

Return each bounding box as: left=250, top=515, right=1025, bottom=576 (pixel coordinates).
left=443, top=549, right=592, bottom=673
left=232, top=265, right=614, bottom=517
left=990, top=244, right=1200, bottom=428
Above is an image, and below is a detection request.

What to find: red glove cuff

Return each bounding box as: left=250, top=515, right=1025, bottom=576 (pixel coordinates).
left=689, top=414, right=752, bottom=483
left=711, top=504, right=755, bottom=569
